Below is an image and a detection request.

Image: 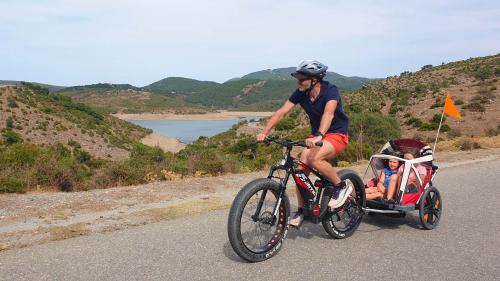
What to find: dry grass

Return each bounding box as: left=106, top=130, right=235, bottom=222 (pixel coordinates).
left=51, top=209, right=73, bottom=220
left=134, top=196, right=231, bottom=220
left=49, top=223, right=90, bottom=241
left=436, top=135, right=500, bottom=151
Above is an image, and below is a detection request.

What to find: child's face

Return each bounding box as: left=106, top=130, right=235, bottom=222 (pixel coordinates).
left=388, top=159, right=400, bottom=170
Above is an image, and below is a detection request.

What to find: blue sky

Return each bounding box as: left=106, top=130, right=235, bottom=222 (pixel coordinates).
left=1, top=0, right=499, bottom=86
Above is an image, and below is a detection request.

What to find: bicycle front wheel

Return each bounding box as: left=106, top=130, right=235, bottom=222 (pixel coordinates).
left=227, top=178, right=290, bottom=262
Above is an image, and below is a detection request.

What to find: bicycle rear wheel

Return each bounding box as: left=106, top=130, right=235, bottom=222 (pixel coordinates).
left=227, top=178, right=290, bottom=262
left=322, top=169, right=365, bottom=239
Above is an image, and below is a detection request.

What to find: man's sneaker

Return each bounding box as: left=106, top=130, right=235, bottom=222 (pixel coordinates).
left=289, top=210, right=304, bottom=227
left=328, top=180, right=353, bottom=209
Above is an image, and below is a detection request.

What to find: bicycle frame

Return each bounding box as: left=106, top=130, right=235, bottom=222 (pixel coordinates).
left=252, top=140, right=332, bottom=225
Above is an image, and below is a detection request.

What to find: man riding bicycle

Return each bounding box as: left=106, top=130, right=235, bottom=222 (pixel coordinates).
left=256, top=60, right=352, bottom=227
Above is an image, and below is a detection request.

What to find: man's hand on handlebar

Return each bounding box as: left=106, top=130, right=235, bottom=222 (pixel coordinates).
left=256, top=133, right=267, bottom=142
left=305, top=136, right=323, bottom=148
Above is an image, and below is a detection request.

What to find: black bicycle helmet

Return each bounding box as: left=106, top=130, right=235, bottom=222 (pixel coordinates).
left=291, top=60, right=328, bottom=80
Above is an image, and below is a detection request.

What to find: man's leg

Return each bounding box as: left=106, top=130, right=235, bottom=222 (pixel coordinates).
left=306, top=140, right=339, bottom=185
left=305, top=141, right=352, bottom=208
left=295, top=147, right=313, bottom=208
left=289, top=147, right=312, bottom=227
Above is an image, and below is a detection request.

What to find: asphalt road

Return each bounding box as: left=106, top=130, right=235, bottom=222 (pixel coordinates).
left=1, top=159, right=499, bottom=281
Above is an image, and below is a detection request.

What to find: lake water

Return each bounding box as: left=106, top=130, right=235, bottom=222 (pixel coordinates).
left=130, top=116, right=262, bottom=143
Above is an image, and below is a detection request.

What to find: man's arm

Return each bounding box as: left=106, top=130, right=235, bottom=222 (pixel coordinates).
left=317, top=100, right=337, bottom=135
left=257, top=100, right=295, bottom=141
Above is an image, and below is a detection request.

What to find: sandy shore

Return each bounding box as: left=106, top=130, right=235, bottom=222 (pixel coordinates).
left=140, top=133, right=186, bottom=153
left=113, top=111, right=273, bottom=121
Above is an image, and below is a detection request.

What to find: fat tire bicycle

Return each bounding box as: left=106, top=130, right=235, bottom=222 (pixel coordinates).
left=227, top=136, right=365, bottom=262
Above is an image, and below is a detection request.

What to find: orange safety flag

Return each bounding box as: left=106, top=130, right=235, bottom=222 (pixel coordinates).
left=443, top=94, right=461, bottom=118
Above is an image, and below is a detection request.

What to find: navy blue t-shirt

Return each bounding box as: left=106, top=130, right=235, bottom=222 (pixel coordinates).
left=288, top=81, right=349, bottom=135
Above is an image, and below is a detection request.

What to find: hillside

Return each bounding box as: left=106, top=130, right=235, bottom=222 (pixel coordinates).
left=0, top=80, right=66, bottom=93
left=57, top=84, right=205, bottom=114
left=142, top=77, right=219, bottom=95
left=140, top=69, right=371, bottom=111
left=0, top=83, right=151, bottom=160
left=344, top=54, right=500, bottom=142
left=238, top=67, right=371, bottom=91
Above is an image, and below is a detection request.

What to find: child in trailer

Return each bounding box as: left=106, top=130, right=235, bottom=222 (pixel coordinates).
left=365, top=158, right=401, bottom=200
left=385, top=148, right=428, bottom=202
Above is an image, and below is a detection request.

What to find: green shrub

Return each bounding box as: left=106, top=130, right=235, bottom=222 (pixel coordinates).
left=0, top=143, right=39, bottom=166
left=2, top=130, right=23, bottom=145
left=6, top=116, right=14, bottom=129
left=67, top=139, right=81, bottom=148
left=349, top=112, right=401, bottom=147
left=431, top=114, right=446, bottom=124
left=447, top=129, right=462, bottom=138
left=414, top=84, right=426, bottom=93
left=405, top=117, right=423, bottom=128
left=421, top=64, right=433, bottom=70
left=275, top=117, right=295, bottom=131
left=473, top=66, right=494, bottom=80
left=455, top=99, right=464, bottom=105
left=41, top=107, right=53, bottom=113
left=430, top=101, right=444, bottom=109
left=418, top=123, right=438, bottom=131
left=332, top=141, right=373, bottom=165
left=7, top=97, right=18, bottom=108
left=74, top=149, right=91, bottom=163
left=0, top=177, right=26, bottom=193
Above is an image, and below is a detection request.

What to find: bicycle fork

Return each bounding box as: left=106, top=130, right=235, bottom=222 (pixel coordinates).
left=251, top=170, right=291, bottom=225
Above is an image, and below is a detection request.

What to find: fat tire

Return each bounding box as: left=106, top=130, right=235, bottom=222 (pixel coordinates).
left=227, top=178, right=290, bottom=262
left=322, top=169, right=365, bottom=239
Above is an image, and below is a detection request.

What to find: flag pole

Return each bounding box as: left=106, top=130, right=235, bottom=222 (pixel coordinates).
left=432, top=109, right=445, bottom=153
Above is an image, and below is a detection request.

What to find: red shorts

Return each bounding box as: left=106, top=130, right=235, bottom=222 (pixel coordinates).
left=308, top=133, right=349, bottom=154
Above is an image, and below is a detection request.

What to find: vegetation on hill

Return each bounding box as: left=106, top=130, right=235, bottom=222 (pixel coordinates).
left=239, top=67, right=371, bottom=91
left=58, top=86, right=205, bottom=114
left=143, top=77, right=219, bottom=95
left=0, top=80, right=66, bottom=93
left=60, top=83, right=140, bottom=92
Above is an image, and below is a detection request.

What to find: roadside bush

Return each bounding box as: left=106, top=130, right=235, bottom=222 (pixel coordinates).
left=332, top=141, right=373, bottom=165
left=455, top=139, right=481, bottom=150
left=349, top=112, right=401, bottom=148
left=485, top=124, right=500, bottom=136
left=0, top=177, right=26, bottom=193
left=0, top=143, right=39, bottom=166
